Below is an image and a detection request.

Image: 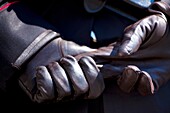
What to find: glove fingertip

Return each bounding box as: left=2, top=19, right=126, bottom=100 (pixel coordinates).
left=79, top=56, right=105, bottom=99
left=137, top=71, right=155, bottom=96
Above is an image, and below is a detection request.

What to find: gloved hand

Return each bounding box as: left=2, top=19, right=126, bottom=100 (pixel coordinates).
left=22, top=1, right=170, bottom=103
left=97, top=1, right=170, bottom=96
left=29, top=11, right=168, bottom=103
left=0, top=0, right=112, bottom=103
left=32, top=55, right=105, bottom=103
left=18, top=37, right=99, bottom=103
left=0, top=1, right=62, bottom=90
left=24, top=44, right=114, bottom=103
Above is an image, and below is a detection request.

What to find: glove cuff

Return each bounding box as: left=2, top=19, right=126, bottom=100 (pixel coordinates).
left=0, top=1, right=59, bottom=90
left=12, top=30, right=59, bottom=69
left=0, top=2, right=60, bottom=69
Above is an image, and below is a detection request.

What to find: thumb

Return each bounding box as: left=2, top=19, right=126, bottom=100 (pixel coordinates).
left=117, top=14, right=167, bottom=56
left=117, top=26, right=143, bottom=56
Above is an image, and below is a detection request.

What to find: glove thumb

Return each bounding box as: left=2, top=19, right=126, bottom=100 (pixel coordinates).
left=117, top=14, right=167, bottom=56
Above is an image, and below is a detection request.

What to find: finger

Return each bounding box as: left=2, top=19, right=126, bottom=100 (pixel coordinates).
left=118, top=15, right=167, bottom=56
left=117, top=23, right=144, bottom=56
left=79, top=56, right=105, bottom=99
left=47, top=62, right=72, bottom=101
left=117, top=65, right=140, bottom=93
left=60, top=55, right=89, bottom=98
left=137, top=71, right=155, bottom=96
left=34, top=66, right=55, bottom=103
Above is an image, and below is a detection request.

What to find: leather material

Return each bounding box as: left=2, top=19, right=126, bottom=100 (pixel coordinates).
left=93, top=2, right=170, bottom=96
left=1, top=0, right=170, bottom=113
left=74, top=1, right=170, bottom=96
left=19, top=1, right=170, bottom=103
left=19, top=1, right=170, bottom=113
left=148, top=1, right=170, bottom=17
left=117, top=8, right=167, bottom=56
left=18, top=37, right=98, bottom=103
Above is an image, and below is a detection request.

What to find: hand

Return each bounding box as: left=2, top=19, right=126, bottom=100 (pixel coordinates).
left=0, top=1, right=103, bottom=102
left=18, top=37, right=99, bottom=103
left=33, top=55, right=105, bottom=103
left=98, top=3, right=170, bottom=96
left=117, top=13, right=167, bottom=56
